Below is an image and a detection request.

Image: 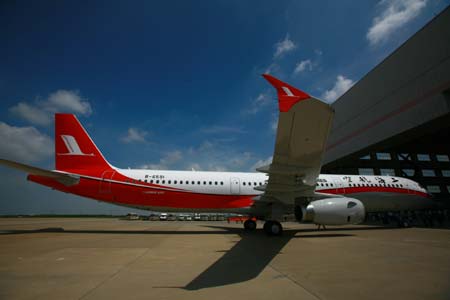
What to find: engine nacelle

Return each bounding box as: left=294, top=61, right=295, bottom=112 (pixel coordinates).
left=299, top=197, right=365, bottom=225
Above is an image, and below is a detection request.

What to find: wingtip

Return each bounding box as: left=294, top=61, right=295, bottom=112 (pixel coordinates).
left=261, top=74, right=310, bottom=112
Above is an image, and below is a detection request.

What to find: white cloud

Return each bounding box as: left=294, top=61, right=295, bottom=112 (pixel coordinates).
left=138, top=141, right=262, bottom=172
left=120, top=127, right=148, bottom=143
left=188, top=163, right=202, bottom=171
left=250, top=156, right=273, bottom=171
left=322, top=75, right=355, bottom=102
left=141, top=150, right=182, bottom=170
left=245, top=91, right=273, bottom=114
left=9, top=102, right=52, bottom=126
left=139, top=143, right=275, bottom=173
left=293, top=59, right=313, bottom=74
left=274, top=34, right=296, bottom=58
left=45, top=90, right=92, bottom=115
left=9, top=90, right=92, bottom=126
left=0, top=122, right=53, bottom=163
left=264, top=63, right=280, bottom=74
left=367, top=0, right=427, bottom=46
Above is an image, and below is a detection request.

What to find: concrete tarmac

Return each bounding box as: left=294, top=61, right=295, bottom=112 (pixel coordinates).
left=0, top=218, right=449, bottom=300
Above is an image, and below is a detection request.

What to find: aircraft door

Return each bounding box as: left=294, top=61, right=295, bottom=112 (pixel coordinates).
left=230, top=177, right=240, bottom=195
left=100, top=170, right=115, bottom=193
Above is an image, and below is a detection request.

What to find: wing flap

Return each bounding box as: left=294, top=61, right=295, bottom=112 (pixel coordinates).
left=0, top=159, right=80, bottom=186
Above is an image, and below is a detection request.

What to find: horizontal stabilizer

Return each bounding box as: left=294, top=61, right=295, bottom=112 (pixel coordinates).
left=0, top=159, right=80, bottom=186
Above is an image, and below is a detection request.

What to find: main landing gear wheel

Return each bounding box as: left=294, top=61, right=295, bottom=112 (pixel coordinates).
left=244, top=219, right=257, bottom=231
left=263, top=221, right=283, bottom=236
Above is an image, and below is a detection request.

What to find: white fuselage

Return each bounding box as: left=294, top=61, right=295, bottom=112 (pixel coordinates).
left=117, top=168, right=432, bottom=213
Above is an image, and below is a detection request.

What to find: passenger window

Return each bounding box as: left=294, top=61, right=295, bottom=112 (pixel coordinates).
left=220, top=182, right=224, bottom=185
left=156, top=180, right=159, bottom=184
left=215, top=181, right=218, bottom=185
left=180, top=180, right=183, bottom=184
left=192, top=181, right=195, bottom=184
left=162, top=180, right=165, bottom=184
left=203, top=181, right=206, bottom=185
left=174, top=180, right=177, bottom=184
left=209, top=181, right=212, bottom=185
left=144, top=179, right=147, bottom=183
left=168, top=180, right=171, bottom=184
left=186, top=181, right=189, bottom=185
left=243, top=182, right=246, bottom=186
left=197, top=181, right=201, bottom=185
left=150, top=180, right=154, bottom=183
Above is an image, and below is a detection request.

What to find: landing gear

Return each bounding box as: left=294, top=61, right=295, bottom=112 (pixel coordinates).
left=243, top=219, right=257, bottom=231
left=317, top=224, right=327, bottom=231
left=263, top=220, right=283, bottom=236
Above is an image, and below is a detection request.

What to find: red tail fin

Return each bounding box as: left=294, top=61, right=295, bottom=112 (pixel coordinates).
left=55, top=114, right=112, bottom=176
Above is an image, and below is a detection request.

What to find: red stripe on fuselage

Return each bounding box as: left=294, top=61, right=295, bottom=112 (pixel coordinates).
left=319, top=186, right=430, bottom=199
left=28, top=174, right=255, bottom=210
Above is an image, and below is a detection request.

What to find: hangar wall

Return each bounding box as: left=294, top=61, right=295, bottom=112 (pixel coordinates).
left=322, top=7, right=450, bottom=204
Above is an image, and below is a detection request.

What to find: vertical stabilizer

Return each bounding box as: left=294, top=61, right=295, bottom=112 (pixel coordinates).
left=55, top=114, right=112, bottom=175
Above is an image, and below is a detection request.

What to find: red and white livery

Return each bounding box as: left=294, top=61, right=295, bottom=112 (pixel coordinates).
left=0, top=74, right=433, bottom=235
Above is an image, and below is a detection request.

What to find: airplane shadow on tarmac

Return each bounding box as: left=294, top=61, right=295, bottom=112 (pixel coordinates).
left=0, top=224, right=395, bottom=290
left=182, top=225, right=376, bottom=290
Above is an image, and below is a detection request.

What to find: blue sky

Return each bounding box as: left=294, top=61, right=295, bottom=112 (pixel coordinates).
left=1, top=0, right=448, bottom=214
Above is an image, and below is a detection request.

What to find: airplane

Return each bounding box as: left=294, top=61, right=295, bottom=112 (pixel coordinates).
left=0, top=74, right=434, bottom=236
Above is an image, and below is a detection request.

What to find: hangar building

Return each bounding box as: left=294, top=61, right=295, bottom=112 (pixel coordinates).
left=322, top=6, right=450, bottom=207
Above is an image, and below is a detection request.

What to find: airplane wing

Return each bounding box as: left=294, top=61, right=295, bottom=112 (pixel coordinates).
left=256, top=74, right=334, bottom=204
left=0, top=159, right=80, bottom=186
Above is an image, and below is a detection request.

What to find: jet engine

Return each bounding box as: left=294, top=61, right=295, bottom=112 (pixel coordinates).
left=295, top=197, right=365, bottom=225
